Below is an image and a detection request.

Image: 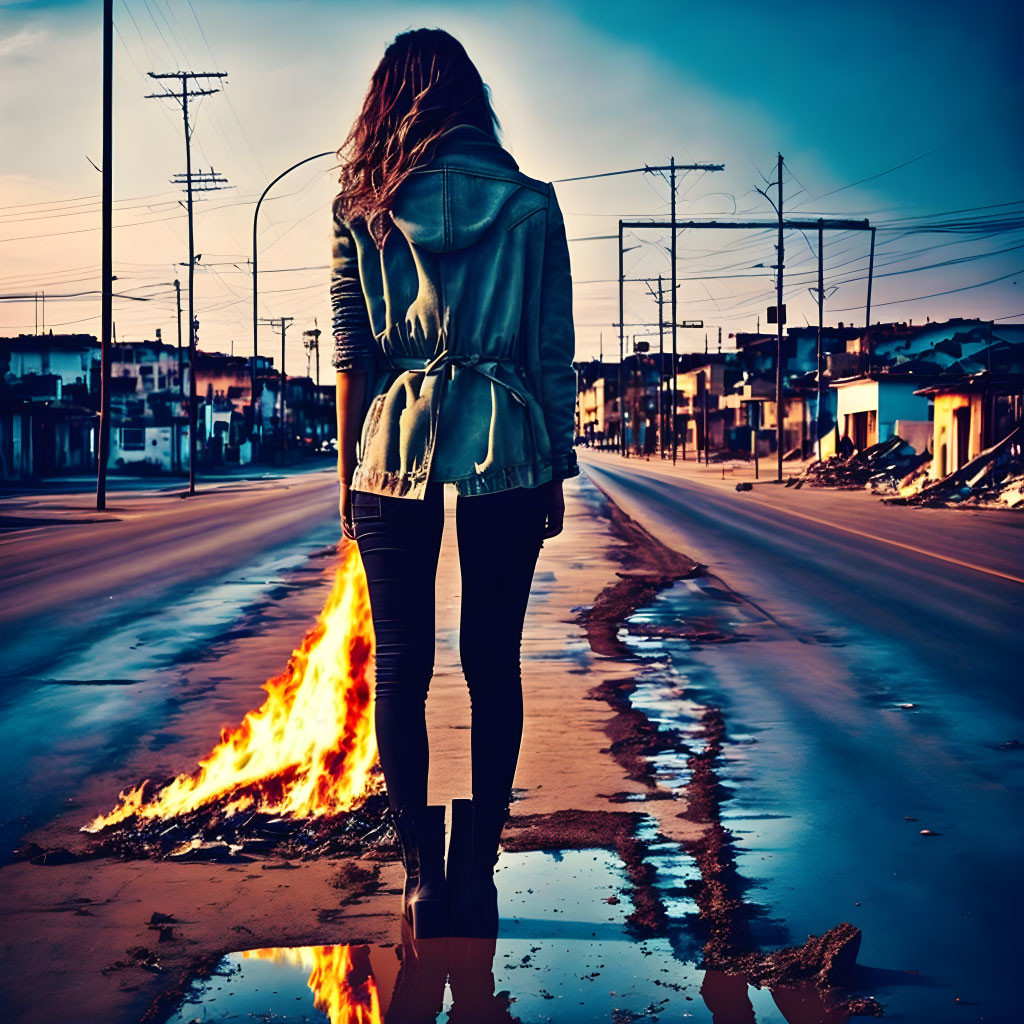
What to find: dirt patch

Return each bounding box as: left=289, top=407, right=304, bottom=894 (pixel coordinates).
left=677, top=702, right=883, bottom=1017
left=589, top=676, right=685, bottom=786
left=575, top=493, right=701, bottom=658
left=328, top=859, right=381, bottom=903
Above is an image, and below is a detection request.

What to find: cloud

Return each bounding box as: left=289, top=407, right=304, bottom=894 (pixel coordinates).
left=0, top=28, right=46, bottom=56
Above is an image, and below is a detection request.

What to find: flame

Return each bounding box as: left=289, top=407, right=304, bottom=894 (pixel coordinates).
left=243, top=946, right=382, bottom=1024
left=84, top=541, right=378, bottom=832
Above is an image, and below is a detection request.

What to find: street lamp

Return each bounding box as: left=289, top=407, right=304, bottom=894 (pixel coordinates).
left=252, top=151, right=334, bottom=453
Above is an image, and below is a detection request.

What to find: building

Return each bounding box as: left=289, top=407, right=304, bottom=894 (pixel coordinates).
left=107, top=339, right=188, bottom=471
left=831, top=372, right=937, bottom=452
left=915, top=372, right=1024, bottom=478
left=674, top=359, right=746, bottom=454
left=577, top=362, right=621, bottom=449
left=0, top=333, right=99, bottom=479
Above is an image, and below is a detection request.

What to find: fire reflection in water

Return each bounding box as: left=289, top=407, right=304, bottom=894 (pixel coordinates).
left=243, top=944, right=383, bottom=1024
left=240, top=924, right=515, bottom=1024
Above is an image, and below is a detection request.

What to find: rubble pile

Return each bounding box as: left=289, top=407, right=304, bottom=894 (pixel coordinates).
left=887, top=426, right=1023, bottom=508
left=795, top=436, right=930, bottom=493
left=17, top=791, right=396, bottom=865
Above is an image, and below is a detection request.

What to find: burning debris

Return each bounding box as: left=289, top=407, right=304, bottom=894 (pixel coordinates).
left=50, top=792, right=396, bottom=863
left=793, top=435, right=930, bottom=493
left=886, top=425, right=1023, bottom=508
left=73, top=542, right=392, bottom=859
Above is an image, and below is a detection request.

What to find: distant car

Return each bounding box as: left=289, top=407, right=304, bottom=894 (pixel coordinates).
left=318, top=437, right=338, bottom=454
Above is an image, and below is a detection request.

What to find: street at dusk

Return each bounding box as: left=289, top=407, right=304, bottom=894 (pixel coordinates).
left=3, top=1, right=1023, bottom=1022
left=2, top=460, right=1022, bottom=1022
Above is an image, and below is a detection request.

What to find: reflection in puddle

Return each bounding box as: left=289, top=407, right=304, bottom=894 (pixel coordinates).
left=242, top=945, right=383, bottom=1023
left=166, top=850, right=710, bottom=1024
left=165, top=850, right=866, bottom=1023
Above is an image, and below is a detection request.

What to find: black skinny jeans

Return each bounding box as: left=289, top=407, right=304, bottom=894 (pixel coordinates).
left=351, top=480, right=550, bottom=815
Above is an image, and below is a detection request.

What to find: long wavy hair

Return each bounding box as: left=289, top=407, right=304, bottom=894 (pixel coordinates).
left=334, top=28, right=501, bottom=249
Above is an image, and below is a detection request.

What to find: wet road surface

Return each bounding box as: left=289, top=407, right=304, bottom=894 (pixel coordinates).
left=581, top=451, right=1024, bottom=1021
left=0, top=468, right=340, bottom=854
left=5, top=457, right=1021, bottom=1021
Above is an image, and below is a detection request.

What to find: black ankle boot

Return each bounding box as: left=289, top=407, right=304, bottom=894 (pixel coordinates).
left=384, top=916, right=449, bottom=1023
left=393, top=804, right=448, bottom=938
left=446, top=797, right=508, bottom=938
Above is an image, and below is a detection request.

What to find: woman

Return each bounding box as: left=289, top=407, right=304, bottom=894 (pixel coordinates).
left=331, top=28, right=578, bottom=939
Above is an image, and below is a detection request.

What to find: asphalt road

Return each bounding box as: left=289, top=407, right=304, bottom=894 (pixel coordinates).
left=0, top=468, right=341, bottom=855
left=4, top=455, right=1022, bottom=1017
left=580, top=450, right=1024, bottom=1020
left=0, top=467, right=340, bottom=680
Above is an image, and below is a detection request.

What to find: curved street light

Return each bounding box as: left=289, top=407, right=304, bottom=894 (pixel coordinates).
left=251, top=150, right=334, bottom=451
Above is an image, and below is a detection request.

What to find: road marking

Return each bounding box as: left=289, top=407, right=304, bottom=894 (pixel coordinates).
left=581, top=456, right=1024, bottom=587
left=748, top=501, right=1024, bottom=586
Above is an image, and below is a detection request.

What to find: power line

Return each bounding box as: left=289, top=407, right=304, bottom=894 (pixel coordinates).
left=831, top=266, right=1024, bottom=312
left=790, top=150, right=934, bottom=211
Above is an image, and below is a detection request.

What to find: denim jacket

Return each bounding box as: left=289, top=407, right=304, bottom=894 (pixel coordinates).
left=331, top=123, right=580, bottom=499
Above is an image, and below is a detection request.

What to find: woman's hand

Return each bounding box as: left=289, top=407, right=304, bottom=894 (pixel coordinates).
left=336, top=370, right=367, bottom=543
left=339, top=480, right=355, bottom=541
left=542, top=479, right=565, bottom=539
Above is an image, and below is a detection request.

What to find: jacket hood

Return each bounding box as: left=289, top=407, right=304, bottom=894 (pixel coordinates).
left=389, top=124, right=523, bottom=253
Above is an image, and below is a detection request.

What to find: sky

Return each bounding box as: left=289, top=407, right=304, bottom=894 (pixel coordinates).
left=2, top=0, right=1023, bottom=370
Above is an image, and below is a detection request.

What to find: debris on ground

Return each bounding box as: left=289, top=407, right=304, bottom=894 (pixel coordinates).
left=14, top=792, right=397, bottom=865
left=885, top=426, right=1023, bottom=508
left=793, top=436, right=930, bottom=493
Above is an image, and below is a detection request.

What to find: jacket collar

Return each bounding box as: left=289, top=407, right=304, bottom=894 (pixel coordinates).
left=428, top=123, right=519, bottom=173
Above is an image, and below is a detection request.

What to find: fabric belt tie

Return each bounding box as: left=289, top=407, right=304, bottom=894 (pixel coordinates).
left=390, top=349, right=528, bottom=406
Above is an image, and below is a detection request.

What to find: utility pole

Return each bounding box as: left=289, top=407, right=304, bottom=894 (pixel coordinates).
left=775, top=152, right=785, bottom=482
left=657, top=276, right=665, bottom=457
left=670, top=156, right=678, bottom=464
left=303, top=322, right=322, bottom=444
left=303, top=324, right=321, bottom=381
left=96, top=0, right=113, bottom=511
left=168, top=169, right=227, bottom=492
left=817, top=219, right=824, bottom=462
left=643, top=276, right=668, bottom=457
left=146, top=69, right=227, bottom=495
left=174, top=278, right=183, bottom=398
left=585, top=158, right=724, bottom=458
left=865, top=224, right=877, bottom=335
left=259, top=316, right=293, bottom=456
left=618, top=220, right=625, bottom=457
left=702, top=368, right=710, bottom=466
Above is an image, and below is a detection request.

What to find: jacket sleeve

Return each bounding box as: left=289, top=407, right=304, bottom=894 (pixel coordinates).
left=538, top=183, right=580, bottom=481
left=330, top=207, right=376, bottom=373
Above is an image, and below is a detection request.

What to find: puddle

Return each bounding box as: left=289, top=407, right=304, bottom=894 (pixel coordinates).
left=616, top=574, right=1023, bottom=1019
left=167, top=850, right=707, bottom=1024
left=164, top=846, right=873, bottom=1024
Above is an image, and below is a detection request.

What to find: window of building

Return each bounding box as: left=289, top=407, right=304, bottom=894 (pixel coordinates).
left=121, top=427, right=145, bottom=451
